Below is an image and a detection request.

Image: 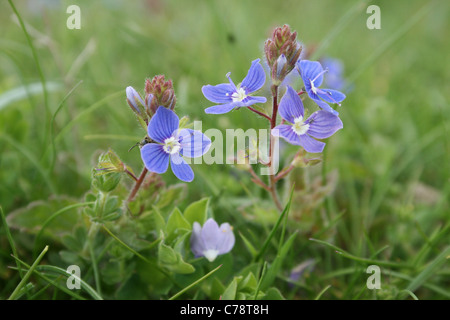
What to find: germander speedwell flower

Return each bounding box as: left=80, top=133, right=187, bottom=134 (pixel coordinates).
left=298, top=60, right=346, bottom=115
left=271, top=86, right=343, bottom=153
left=140, top=106, right=211, bottom=182
left=190, top=218, right=235, bottom=262
left=202, top=59, right=267, bottom=114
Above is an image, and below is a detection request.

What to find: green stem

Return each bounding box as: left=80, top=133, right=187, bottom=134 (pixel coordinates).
left=8, top=0, right=50, bottom=154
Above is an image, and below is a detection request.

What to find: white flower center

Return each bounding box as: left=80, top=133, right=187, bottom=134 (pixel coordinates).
left=309, top=79, right=318, bottom=94
left=163, top=136, right=181, bottom=154
left=292, top=116, right=309, bottom=136
left=231, top=87, right=247, bottom=102
left=203, top=249, right=219, bottom=262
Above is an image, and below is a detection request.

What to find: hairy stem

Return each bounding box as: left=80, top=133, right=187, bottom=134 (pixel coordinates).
left=248, top=106, right=271, bottom=121
left=127, top=167, right=148, bottom=202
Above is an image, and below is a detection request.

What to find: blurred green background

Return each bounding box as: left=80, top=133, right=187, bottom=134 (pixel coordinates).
left=0, top=0, right=449, bottom=299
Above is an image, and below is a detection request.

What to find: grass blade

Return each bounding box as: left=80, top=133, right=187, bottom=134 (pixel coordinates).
left=0, top=206, right=23, bottom=278
left=253, top=185, right=295, bottom=263
left=8, top=245, right=49, bottom=300
left=169, top=264, right=222, bottom=300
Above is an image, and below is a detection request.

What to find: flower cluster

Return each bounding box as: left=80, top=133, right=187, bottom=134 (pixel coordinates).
left=202, top=25, right=346, bottom=152
left=201, top=24, right=347, bottom=211
left=126, top=77, right=211, bottom=183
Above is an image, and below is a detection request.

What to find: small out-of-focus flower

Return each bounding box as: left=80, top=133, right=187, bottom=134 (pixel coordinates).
left=140, top=106, right=211, bottom=182
left=190, top=218, right=235, bottom=262
left=320, top=57, right=346, bottom=91
left=289, top=259, right=315, bottom=285
left=297, top=60, right=346, bottom=115
left=271, top=86, right=343, bottom=153
left=202, top=59, right=267, bottom=114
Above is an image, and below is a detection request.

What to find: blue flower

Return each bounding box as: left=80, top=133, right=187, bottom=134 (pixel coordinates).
left=320, top=57, right=346, bottom=91
left=190, top=218, right=235, bottom=262
left=298, top=60, right=346, bottom=115
left=271, top=86, right=343, bottom=153
left=140, top=106, right=211, bottom=182
left=202, top=59, right=267, bottom=114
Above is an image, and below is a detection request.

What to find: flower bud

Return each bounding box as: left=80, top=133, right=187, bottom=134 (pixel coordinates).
left=264, top=24, right=302, bottom=85
left=92, top=150, right=126, bottom=192
left=144, top=75, right=177, bottom=116
left=126, top=86, right=147, bottom=121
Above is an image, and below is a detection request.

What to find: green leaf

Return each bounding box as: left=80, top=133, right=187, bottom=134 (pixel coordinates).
left=259, top=231, right=298, bottom=291
left=165, top=207, right=191, bottom=243
left=158, top=242, right=195, bottom=274
left=262, top=287, right=285, bottom=300
left=138, top=208, right=166, bottom=236
left=222, top=276, right=240, bottom=300
left=6, top=197, right=78, bottom=237
left=239, top=232, right=258, bottom=258
left=183, top=197, right=209, bottom=226
left=156, top=183, right=187, bottom=209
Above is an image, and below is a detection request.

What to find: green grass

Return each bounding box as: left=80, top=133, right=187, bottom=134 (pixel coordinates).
left=0, top=0, right=449, bottom=300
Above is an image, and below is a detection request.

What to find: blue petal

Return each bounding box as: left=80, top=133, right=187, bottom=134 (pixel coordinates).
left=170, top=153, right=194, bottom=182
left=278, top=86, right=304, bottom=123
left=299, top=60, right=324, bottom=88
left=240, top=59, right=266, bottom=93
left=140, top=143, right=170, bottom=174
left=190, top=222, right=205, bottom=257
left=205, top=102, right=237, bottom=114
left=217, top=222, right=235, bottom=254
left=317, top=89, right=346, bottom=104
left=272, top=124, right=301, bottom=145
left=312, top=98, right=339, bottom=115
left=126, top=86, right=144, bottom=114
left=298, top=134, right=325, bottom=153
left=238, top=95, right=267, bottom=107
left=148, top=106, right=179, bottom=143
left=306, top=111, right=343, bottom=139
left=202, top=84, right=234, bottom=104
left=178, top=129, right=211, bottom=158
left=200, top=218, right=221, bottom=250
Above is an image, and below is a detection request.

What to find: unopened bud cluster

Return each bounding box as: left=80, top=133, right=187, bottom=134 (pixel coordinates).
left=145, top=75, right=176, bottom=115
left=264, top=24, right=302, bottom=85
left=126, top=75, right=176, bottom=127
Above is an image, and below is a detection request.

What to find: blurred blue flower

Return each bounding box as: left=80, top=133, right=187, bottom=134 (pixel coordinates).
left=140, top=106, right=211, bottom=182
left=202, top=59, right=267, bottom=114
left=320, top=57, right=346, bottom=91
left=298, top=60, right=346, bottom=115
left=271, top=86, right=343, bottom=153
left=190, top=218, right=235, bottom=262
